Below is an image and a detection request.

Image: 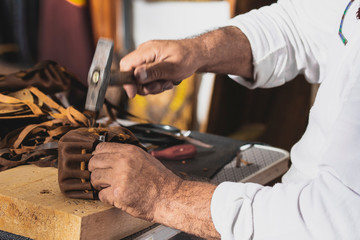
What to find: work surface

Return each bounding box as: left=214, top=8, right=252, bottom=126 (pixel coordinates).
left=0, top=138, right=289, bottom=240
left=0, top=165, right=152, bottom=240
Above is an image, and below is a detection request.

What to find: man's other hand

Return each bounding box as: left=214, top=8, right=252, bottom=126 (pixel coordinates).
left=120, top=39, right=202, bottom=98
left=88, top=142, right=183, bottom=221
left=89, top=142, right=219, bottom=239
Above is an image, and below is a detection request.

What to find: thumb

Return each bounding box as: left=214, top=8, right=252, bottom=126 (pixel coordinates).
left=123, top=84, right=138, bottom=99
left=135, top=62, right=179, bottom=84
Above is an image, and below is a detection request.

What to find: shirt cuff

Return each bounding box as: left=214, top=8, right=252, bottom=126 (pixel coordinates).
left=211, top=182, right=263, bottom=240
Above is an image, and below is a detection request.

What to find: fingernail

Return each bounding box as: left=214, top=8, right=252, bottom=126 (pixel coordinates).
left=123, top=85, right=137, bottom=99
left=138, top=67, right=147, bottom=81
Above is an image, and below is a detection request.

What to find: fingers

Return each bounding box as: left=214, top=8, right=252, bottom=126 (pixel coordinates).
left=98, top=187, right=116, bottom=206
left=93, top=142, right=134, bottom=155
left=123, top=80, right=174, bottom=98
left=133, top=62, right=185, bottom=95
left=138, top=80, right=174, bottom=96
left=134, top=62, right=179, bottom=84
left=91, top=168, right=112, bottom=190
left=122, top=62, right=177, bottom=98
left=120, top=48, right=152, bottom=72
left=89, top=143, right=140, bottom=170
left=88, top=153, right=114, bottom=171
left=123, top=84, right=138, bottom=99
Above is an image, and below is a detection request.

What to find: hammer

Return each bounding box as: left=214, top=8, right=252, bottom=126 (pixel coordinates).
left=85, top=38, right=135, bottom=113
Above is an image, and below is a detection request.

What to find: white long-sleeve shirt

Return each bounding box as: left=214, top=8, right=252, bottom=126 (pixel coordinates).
left=211, top=0, right=360, bottom=239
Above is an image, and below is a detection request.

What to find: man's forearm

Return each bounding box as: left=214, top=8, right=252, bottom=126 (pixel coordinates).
left=193, top=26, right=253, bottom=79
left=154, top=180, right=220, bottom=239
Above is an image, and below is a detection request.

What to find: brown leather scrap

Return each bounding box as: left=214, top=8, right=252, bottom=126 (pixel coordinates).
left=0, top=86, right=93, bottom=126
left=0, top=119, right=79, bottom=171
left=58, top=127, right=145, bottom=199
left=0, top=85, right=94, bottom=172
left=0, top=60, right=73, bottom=94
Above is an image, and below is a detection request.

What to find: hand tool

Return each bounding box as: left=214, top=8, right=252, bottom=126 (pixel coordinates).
left=85, top=38, right=135, bottom=113
left=151, top=144, right=197, bottom=160
left=150, top=143, right=214, bottom=161
left=127, top=123, right=214, bottom=149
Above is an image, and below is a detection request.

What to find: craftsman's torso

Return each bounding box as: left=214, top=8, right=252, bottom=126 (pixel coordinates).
left=286, top=0, right=360, bottom=194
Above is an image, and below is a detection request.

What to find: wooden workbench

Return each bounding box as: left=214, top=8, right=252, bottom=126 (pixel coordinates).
left=0, top=165, right=152, bottom=240
left=0, top=140, right=289, bottom=240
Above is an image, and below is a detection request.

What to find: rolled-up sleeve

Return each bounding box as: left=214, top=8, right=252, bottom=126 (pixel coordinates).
left=211, top=182, right=263, bottom=239
left=225, top=0, right=336, bottom=89
left=211, top=171, right=360, bottom=240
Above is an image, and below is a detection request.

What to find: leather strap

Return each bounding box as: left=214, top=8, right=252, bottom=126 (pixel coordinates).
left=0, top=86, right=94, bottom=171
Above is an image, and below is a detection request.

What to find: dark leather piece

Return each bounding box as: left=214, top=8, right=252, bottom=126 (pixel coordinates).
left=58, top=127, right=145, bottom=199
left=0, top=60, right=74, bottom=94
left=0, top=121, right=74, bottom=172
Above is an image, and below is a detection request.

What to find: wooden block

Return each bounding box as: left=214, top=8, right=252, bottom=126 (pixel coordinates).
left=0, top=165, right=152, bottom=240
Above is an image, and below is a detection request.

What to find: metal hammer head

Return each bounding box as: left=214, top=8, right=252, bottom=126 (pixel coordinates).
left=85, top=38, right=114, bottom=112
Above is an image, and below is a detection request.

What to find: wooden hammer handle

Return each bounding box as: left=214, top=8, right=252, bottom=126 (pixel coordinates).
left=109, top=70, right=136, bottom=85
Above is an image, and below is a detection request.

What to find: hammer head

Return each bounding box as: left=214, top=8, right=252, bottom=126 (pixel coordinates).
left=85, top=38, right=114, bottom=112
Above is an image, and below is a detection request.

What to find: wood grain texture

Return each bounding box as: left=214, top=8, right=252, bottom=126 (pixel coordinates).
left=0, top=165, right=152, bottom=240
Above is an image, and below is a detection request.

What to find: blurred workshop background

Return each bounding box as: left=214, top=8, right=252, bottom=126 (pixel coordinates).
left=0, top=0, right=318, bottom=151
